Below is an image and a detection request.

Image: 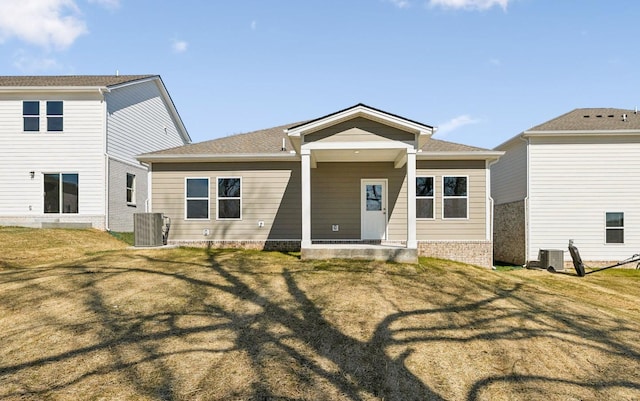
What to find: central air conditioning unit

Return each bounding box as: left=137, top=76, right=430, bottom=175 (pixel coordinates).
left=134, top=213, right=165, bottom=247
left=539, top=249, right=564, bottom=271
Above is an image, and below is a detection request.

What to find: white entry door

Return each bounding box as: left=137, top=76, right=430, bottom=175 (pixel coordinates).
left=361, top=179, right=387, bottom=240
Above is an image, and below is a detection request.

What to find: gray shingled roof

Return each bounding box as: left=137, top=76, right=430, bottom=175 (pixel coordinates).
left=0, top=75, right=156, bottom=87
left=144, top=121, right=494, bottom=157
left=420, top=136, right=489, bottom=152
left=528, top=108, right=640, bottom=131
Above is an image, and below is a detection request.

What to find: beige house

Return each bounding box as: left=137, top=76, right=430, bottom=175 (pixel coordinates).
left=139, top=104, right=503, bottom=266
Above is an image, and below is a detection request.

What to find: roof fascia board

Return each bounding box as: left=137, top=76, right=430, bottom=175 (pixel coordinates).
left=523, top=129, right=640, bottom=136
left=493, top=133, right=525, bottom=150
left=105, top=75, right=158, bottom=90
left=417, top=151, right=504, bottom=161
left=0, top=86, right=106, bottom=93
left=137, top=153, right=299, bottom=163
left=287, top=105, right=433, bottom=137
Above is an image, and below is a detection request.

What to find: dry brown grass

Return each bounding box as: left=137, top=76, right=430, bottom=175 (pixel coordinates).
left=1, top=228, right=639, bottom=400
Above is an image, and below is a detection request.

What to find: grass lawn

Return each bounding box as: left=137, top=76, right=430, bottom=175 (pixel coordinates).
left=1, top=227, right=639, bottom=400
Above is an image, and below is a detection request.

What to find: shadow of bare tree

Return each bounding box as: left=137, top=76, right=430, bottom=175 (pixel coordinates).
left=0, top=248, right=638, bottom=400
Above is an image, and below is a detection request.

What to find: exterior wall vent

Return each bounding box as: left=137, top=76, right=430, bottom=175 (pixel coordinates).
left=134, top=213, right=165, bottom=247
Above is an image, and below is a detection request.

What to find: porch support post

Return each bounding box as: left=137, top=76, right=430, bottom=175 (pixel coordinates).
left=406, top=149, right=417, bottom=249
left=301, top=149, right=312, bottom=248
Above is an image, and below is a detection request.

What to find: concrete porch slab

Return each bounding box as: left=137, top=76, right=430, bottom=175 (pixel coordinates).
left=301, top=244, right=418, bottom=264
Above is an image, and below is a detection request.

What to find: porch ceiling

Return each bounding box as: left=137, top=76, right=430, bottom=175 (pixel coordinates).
left=311, top=148, right=404, bottom=164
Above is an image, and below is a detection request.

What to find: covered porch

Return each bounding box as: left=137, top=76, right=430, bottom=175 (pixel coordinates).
left=286, top=104, right=435, bottom=264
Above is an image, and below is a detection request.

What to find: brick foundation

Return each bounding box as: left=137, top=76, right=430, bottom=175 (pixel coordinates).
left=418, top=240, right=493, bottom=268
left=169, top=240, right=301, bottom=252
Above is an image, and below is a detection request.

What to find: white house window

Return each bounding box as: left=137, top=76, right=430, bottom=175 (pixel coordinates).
left=23, top=101, right=40, bottom=131
left=126, top=173, right=136, bottom=204
left=605, top=212, right=624, bottom=244
left=217, top=177, right=241, bottom=220
left=46, top=101, right=63, bottom=131
left=416, top=176, right=434, bottom=219
left=443, top=176, right=468, bottom=219
left=185, top=178, right=209, bottom=219
left=44, top=173, right=78, bottom=214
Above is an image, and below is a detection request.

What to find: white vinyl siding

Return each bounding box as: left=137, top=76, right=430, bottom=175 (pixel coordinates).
left=491, top=138, right=527, bottom=204
left=105, top=79, right=187, bottom=164
left=527, top=136, right=640, bottom=261
left=0, top=92, right=107, bottom=227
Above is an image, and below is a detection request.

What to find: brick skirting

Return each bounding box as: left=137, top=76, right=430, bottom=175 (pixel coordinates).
left=418, top=240, right=493, bottom=268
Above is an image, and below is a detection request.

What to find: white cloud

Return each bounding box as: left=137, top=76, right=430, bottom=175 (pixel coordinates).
left=428, top=0, right=510, bottom=11
left=435, top=115, right=481, bottom=137
left=251, top=20, right=257, bottom=30
left=172, top=39, right=188, bottom=53
left=12, top=49, right=62, bottom=72
left=0, top=0, right=88, bottom=50
left=87, top=0, right=120, bottom=10
left=388, top=0, right=411, bottom=8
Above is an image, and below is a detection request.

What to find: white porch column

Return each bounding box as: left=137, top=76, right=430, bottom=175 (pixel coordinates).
left=301, top=149, right=312, bottom=248
left=406, top=149, right=417, bottom=249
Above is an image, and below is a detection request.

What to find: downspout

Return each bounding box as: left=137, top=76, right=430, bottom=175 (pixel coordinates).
left=486, top=158, right=500, bottom=269
left=100, top=87, right=111, bottom=231
left=520, top=134, right=530, bottom=266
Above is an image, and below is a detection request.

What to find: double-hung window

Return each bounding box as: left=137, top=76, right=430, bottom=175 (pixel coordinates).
left=126, top=173, right=136, bottom=204
left=443, top=176, right=468, bottom=219
left=416, top=176, right=434, bottom=219
left=23, top=101, right=40, bottom=131
left=46, top=101, right=63, bottom=131
left=217, top=177, right=241, bottom=219
left=185, top=178, right=209, bottom=219
left=605, top=212, right=624, bottom=244
left=44, top=173, right=79, bottom=213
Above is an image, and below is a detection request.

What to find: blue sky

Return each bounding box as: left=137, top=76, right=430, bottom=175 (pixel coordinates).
left=1, top=0, right=639, bottom=148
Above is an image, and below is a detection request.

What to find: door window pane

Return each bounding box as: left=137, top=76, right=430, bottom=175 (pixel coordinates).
left=44, top=174, right=60, bottom=213
left=366, top=184, right=382, bottom=211
left=62, top=174, right=78, bottom=213
left=44, top=173, right=78, bottom=214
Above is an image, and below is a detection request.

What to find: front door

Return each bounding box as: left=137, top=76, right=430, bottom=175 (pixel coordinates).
left=361, top=179, right=387, bottom=240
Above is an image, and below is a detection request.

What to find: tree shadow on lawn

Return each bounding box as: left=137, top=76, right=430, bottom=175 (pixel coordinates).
left=0, top=249, right=639, bottom=400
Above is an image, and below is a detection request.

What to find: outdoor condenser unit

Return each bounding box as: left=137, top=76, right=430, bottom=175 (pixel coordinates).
left=134, top=213, right=164, bottom=247
left=539, top=249, right=564, bottom=271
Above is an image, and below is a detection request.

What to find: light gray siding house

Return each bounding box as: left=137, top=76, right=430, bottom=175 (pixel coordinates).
left=140, top=104, right=503, bottom=267
left=492, top=108, right=640, bottom=265
left=0, top=75, right=190, bottom=231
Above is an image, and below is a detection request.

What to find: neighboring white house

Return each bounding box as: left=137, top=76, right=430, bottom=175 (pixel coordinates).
left=491, top=108, right=640, bottom=265
left=0, top=75, right=190, bottom=231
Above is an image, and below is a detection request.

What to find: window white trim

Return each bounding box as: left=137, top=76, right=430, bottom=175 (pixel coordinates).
left=126, top=173, right=136, bottom=205
left=605, top=211, right=624, bottom=245
left=416, top=176, right=435, bottom=220
left=46, top=100, right=63, bottom=132
left=184, top=177, right=210, bottom=220
left=442, top=175, right=469, bottom=220
left=22, top=100, right=40, bottom=132
left=216, top=177, right=242, bottom=220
